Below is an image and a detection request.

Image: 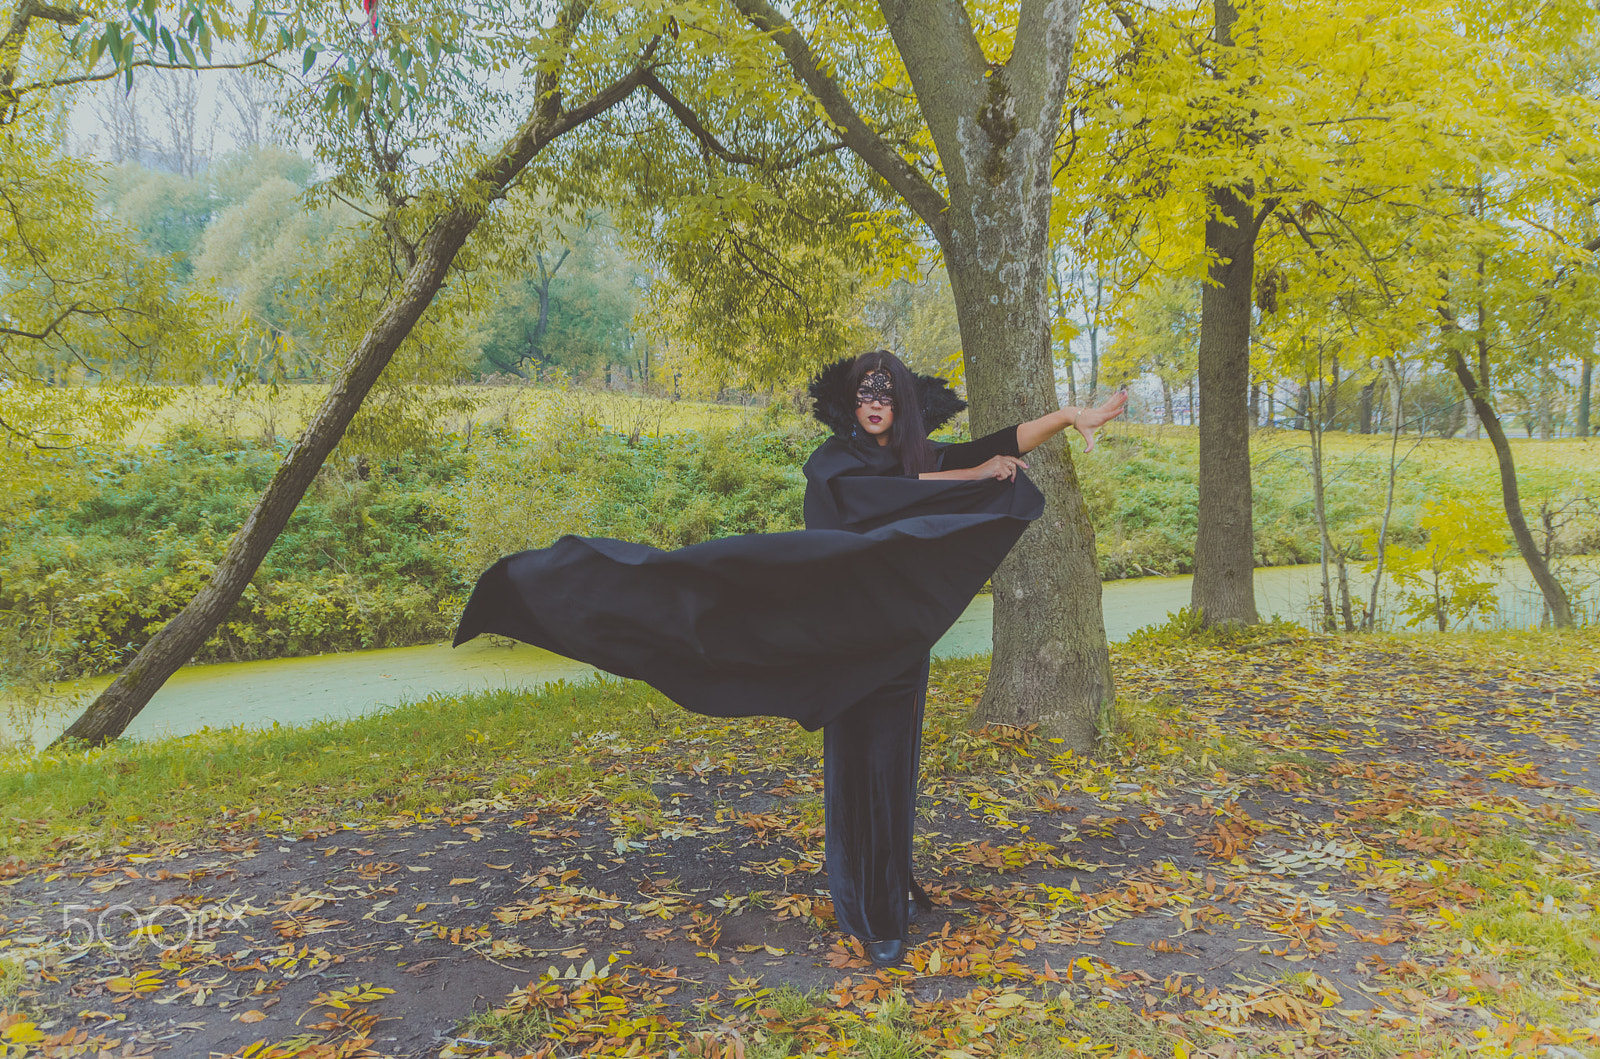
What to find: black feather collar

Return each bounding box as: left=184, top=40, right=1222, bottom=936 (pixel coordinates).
left=807, top=356, right=967, bottom=437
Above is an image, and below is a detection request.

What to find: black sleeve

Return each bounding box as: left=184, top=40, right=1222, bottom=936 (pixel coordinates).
left=935, top=425, right=1021, bottom=471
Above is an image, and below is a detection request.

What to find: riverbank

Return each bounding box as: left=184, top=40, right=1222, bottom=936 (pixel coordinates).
left=1, top=629, right=1596, bottom=1058
left=14, top=560, right=1596, bottom=749
left=6, top=396, right=1596, bottom=695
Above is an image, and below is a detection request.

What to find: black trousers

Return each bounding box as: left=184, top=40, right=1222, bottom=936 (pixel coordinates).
left=822, top=654, right=929, bottom=943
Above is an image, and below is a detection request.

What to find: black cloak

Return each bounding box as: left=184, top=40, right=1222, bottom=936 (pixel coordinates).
left=453, top=385, right=1043, bottom=730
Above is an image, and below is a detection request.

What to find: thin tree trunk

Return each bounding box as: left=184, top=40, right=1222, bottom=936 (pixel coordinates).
left=1365, top=356, right=1403, bottom=631
left=1324, top=354, right=1340, bottom=429
left=1050, top=242, right=1078, bottom=407
left=1432, top=556, right=1447, bottom=632
left=1536, top=353, right=1553, bottom=440
left=1336, top=548, right=1355, bottom=632
left=1249, top=381, right=1260, bottom=426
left=529, top=247, right=570, bottom=371
left=1162, top=377, right=1174, bottom=424
left=1309, top=371, right=1334, bottom=632
left=1580, top=355, right=1592, bottom=437
left=55, top=36, right=652, bottom=745
left=1087, top=271, right=1103, bottom=401
left=1447, top=347, right=1573, bottom=627
left=1358, top=380, right=1374, bottom=434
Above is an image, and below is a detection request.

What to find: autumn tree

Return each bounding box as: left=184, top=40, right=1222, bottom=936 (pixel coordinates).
left=583, top=0, right=1115, bottom=742
left=56, top=0, right=675, bottom=744
left=690, top=0, right=1114, bottom=744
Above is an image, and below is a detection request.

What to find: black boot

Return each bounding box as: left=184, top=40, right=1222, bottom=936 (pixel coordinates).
left=867, top=939, right=906, bottom=967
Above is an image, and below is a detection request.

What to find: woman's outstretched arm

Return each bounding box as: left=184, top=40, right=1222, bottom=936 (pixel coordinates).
left=1016, top=390, right=1128, bottom=454
left=919, top=390, right=1129, bottom=481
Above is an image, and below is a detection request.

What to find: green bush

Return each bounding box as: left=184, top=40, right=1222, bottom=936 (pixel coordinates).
left=2, top=427, right=469, bottom=682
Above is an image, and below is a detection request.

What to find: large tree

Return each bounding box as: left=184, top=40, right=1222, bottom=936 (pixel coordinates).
left=715, top=0, right=1113, bottom=746
left=56, top=0, right=667, bottom=743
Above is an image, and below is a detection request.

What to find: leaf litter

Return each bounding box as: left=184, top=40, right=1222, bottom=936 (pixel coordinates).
left=1, top=631, right=1597, bottom=1057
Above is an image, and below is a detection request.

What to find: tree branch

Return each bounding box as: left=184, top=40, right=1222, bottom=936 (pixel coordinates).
left=639, top=69, right=846, bottom=171
left=730, top=0, right=951, bottom=244
left=13, top=53, right=284, bottom=97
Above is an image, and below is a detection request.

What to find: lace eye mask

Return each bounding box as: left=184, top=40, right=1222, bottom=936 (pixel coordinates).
left=856, top=371, right=895, bottom=408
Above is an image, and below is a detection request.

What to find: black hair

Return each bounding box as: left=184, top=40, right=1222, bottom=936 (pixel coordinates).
left=849, top=349, right=934, bottom=477
left=808, top=353, right=967, bottom=478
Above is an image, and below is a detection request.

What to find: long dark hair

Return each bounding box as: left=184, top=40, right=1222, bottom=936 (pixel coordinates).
left=850, top=349, right=934, bottom=477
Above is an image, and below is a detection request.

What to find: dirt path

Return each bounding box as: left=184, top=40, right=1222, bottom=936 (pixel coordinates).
left=2, top=636, right=1597, bottom=1058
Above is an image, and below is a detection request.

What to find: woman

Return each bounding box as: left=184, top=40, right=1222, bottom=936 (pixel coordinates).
left=802, top=351, right=1125, bottom=966
left=453, top=350, right=1125, bottom=967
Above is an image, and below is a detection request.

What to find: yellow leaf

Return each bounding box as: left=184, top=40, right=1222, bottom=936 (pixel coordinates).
left=238, top=1009, right=268, bottom=1023
left=448, top=877, right=479, bottom=886
left=2, top=1021, right=44, bottom=1044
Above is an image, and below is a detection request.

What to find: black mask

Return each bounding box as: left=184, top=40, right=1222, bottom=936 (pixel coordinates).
left=856, top=371, right=895, bottom=408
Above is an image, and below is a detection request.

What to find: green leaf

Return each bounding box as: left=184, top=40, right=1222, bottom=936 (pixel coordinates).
left=303, top=45, right=317, bottom=75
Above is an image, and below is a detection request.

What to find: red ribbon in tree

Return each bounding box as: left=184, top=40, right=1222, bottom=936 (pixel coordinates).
left=361, top=0, right=379, bottom=35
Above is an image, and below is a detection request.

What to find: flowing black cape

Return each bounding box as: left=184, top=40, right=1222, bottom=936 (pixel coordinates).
left=452, top=435, right=1043, bottom=730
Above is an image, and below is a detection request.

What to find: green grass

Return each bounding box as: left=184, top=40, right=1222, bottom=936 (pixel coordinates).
left=0, top=676, right=675, bottom=861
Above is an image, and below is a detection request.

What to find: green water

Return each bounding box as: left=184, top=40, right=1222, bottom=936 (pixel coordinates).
left=11, top=561, right=1591, bottom=746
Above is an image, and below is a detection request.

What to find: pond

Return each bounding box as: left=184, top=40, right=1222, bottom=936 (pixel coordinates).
left=10, top=559, right=1593, bottom=747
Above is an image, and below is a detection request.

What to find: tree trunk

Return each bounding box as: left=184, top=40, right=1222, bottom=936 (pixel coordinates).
left=1447, top=348, right=1573, bottom=627
left=960, top=290, right=1110, bottom=749
left=1049, top=242, right=1078, bottom=407
left=1087, top=271, right=1103, bottom=401
left=1537, top=354, right=1553, bottom=440
left=1323, top=354, right=1339, bottom=429
left=1309, top=374, right=1334, bottom=632
left=1249, top=381, right=1259, bottom=426
left=57, top=213, right=480, bottom=745
left=1366, top=356, right=1403, bottom=631
left=55, top=39, right=651, bottom=745
left=887, top=0, right=1109, bottom=748
left=739, top=0, right=1107, bottom=748
left=528, top=247, right=570, bottom=371
left=1580, top=355, right=1593, bottom=438
left=1336, top=548, right=1355, bottom=632
left=1191, top=183, right=1262, bottom=627
left=1358, top=380, right=1374, bottom=434
left=1162, top=377, right=1174, bottom=424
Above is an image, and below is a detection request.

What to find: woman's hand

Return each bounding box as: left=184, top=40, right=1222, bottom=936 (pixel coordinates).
left=1016, top=390, right=1130, bottom=454
left=1071, top=390, right=1129, bottom=453
left=971, top=455, right=1029, bottom=481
